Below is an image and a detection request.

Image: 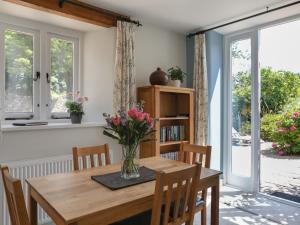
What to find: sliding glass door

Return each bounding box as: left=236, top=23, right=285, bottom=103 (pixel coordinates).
left=225, top=31, right=259, bottom=192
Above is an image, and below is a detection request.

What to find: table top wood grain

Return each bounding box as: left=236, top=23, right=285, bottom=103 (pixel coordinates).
left=26, top=157, right=222, bottom=225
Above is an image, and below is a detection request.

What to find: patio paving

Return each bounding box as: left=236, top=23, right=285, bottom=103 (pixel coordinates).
left=232, top=141, right=300, bottom=202
left=260, top=142, right=300, bottom=200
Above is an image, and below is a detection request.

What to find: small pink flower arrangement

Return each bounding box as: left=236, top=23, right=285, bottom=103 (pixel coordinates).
left=65, top=91, right=88, bottom=115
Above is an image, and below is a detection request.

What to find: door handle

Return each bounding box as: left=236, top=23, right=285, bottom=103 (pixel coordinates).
left=46, top=73, right=51, bottom=84
left=33, top=72, right=40, bottom=81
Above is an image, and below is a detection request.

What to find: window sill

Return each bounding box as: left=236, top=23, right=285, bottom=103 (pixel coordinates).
left=1, top=122, right=106, bottom=132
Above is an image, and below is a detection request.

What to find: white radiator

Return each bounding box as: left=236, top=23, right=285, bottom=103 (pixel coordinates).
left=1, top=155, right=73, bottom=225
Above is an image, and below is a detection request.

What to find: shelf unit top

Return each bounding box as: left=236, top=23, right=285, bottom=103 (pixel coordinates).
left=160, top=140, right=189, bottom=146
left=159, top=116, right=189, bottom=121
left=138, top=85, right=194, bottom=94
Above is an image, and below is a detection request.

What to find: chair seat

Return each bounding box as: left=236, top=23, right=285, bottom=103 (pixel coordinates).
left=110, top=197, right=205, bottom=225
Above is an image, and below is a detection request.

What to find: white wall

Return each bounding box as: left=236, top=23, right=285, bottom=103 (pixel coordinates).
left=83, top=23, right=187, bottom=122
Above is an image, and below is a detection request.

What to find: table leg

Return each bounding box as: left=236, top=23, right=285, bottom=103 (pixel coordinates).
left=28, top=185, right=37, bottom=225
left=210, top=178, right=220, bottom=225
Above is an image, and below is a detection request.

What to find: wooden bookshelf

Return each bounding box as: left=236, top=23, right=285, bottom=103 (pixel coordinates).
left=137, top=85, right=194, bottom=158
left=159, top=116, right=189, bottom=121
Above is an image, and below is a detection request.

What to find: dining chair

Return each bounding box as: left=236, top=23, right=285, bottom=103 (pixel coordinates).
left=0, top=165, right=31, bottom=225
left=179, top=143, right=212, bottom=225
left=111, top=163, right=202, bottom=225
left=72, top=144, right=111, bottom=170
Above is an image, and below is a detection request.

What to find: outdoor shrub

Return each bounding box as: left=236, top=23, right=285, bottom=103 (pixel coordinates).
left=240, top=121, right=251, bottom=136
left=260, top=114, right=281, bottom=142
left=272, top=111, right=300, bottom=155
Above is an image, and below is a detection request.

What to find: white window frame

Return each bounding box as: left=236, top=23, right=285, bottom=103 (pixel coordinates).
left=0, top=24, right=40, bottom=120
left=45, top=33, right=79, bottom=120
left=223, top=31, right=259, bottom=193
left=0, top=20, right=81, bottom=122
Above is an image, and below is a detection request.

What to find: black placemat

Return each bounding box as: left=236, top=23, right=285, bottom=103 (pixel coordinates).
left=91, top=166, right=156, bottom=190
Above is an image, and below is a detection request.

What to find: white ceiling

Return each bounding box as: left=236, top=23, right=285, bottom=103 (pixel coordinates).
left=84, top=0, right=300, bottom=33
left=0, top=0, right=300, bottom=34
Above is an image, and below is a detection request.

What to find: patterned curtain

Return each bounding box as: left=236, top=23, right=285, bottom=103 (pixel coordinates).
left=193, top=34, right=208, bottom=145
left=113, top=21, right=136, bottom=112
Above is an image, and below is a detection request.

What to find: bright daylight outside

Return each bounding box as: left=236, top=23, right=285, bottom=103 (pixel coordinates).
left=4, top=31, right=74, bottom=115
left=232, top=19, right=300, bottom=203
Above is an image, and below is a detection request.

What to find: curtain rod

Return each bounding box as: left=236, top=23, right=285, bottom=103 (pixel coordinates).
left=187, top=0, right=300, bottom=38
left=58, top=0, right=143, bottom=27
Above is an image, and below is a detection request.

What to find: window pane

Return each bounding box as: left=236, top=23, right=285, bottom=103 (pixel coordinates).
left=50, top=37, right=74, bottom=113
left=231, top=38, right=252, bottom=177
left=4, top=30, right=34, bottom=113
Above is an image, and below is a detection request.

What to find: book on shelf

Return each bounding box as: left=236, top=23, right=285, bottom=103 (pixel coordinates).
left=160, top=125, right=185, bottom=143
left=160, top=152, right=179, bottom=160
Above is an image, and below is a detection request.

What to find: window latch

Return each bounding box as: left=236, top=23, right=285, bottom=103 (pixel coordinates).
left=46, top=73, right=51, bottom=84
left=33, top=72, right=40, bottom=81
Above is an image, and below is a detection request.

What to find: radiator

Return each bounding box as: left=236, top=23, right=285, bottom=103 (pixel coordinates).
left=1, top=155, right=73, bottom=225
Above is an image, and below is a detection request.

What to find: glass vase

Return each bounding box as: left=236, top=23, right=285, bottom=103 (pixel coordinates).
left=121, top=144, right=140, bottom=179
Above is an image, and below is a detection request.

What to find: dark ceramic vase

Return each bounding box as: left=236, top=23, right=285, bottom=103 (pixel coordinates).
left=149, top=67, right=168, bottom=85
left=70, top=113, right=82, bottom=124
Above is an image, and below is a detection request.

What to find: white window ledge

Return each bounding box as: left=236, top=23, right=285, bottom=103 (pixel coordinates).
left=1, top=122, right=106, bottom=132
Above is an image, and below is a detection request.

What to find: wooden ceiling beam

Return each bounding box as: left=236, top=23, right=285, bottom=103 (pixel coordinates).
left=4, top=0, right=127, bottom=28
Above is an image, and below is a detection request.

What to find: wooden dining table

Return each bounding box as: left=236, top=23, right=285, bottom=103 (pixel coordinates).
left=26, top=157, right=222, bottom=225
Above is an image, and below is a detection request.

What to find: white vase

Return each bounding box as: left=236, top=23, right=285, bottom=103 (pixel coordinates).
left=168, top=80, right=181, bottom=87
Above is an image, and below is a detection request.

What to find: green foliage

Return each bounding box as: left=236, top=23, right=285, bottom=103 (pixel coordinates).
left=232, top=41, right=251, bottom=60
left=272, top=112, right=300, bottom=155
left=233, top=68, right=300, bottom=123
left=50, top=38, right=73, bottom=100
left=240, top=121, right=251, bottom=136
left=283, top=98, right=300, bottom=112
left=260, top=68, right=300, bottom=115
left=65, top=101, right=84, bottom=115
left=4, top=30, right=73, bottom=112
left=260, top=114, right=281, bottom=142
left=167, top=66, right=187, bottom=83
left=232, top=68, right=300, bottom=142
left=5, top=30, right=33, bottom=96
left=232, top=72, right=251, bottom=127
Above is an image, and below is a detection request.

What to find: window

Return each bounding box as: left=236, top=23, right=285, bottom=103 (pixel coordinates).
left=3, top=28, right=39, bottom=119
left=48, top=35, right=76, bottom=115
left=0, top=25, right=79, bottom=120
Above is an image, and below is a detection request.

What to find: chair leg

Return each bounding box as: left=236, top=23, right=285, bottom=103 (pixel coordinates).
left=201, top=207, right=206, bottom=225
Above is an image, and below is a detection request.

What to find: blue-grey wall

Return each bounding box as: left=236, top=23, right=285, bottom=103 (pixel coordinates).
left=186, top=31, right=223, bottom=170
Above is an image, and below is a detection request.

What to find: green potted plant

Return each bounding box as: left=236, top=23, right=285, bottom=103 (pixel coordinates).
left=65, top=91, right=88, bottom=124
left=167, top=66, right=187, bottom=87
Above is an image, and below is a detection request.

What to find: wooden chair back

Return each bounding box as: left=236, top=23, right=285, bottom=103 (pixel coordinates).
left=150, top=163, right=202, bottom=225
left=179, top=143, right=211, bottom=168
left=0, top=166, right=30, bottom=225
left=72, top=144, right=111, bottom=171
left=179, top=143, right=212, bottom=225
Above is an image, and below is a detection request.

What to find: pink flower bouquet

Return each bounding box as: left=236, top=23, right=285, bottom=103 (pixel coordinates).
left=103, top=102, right=155, bottom=179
